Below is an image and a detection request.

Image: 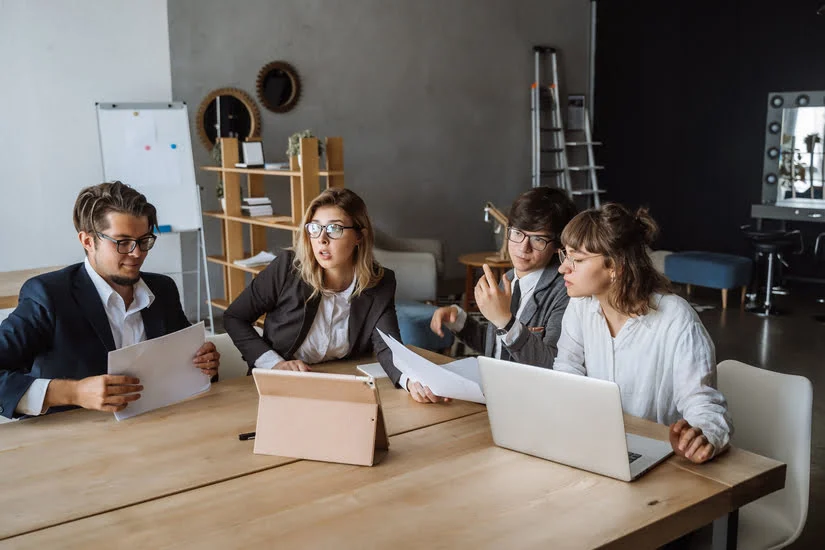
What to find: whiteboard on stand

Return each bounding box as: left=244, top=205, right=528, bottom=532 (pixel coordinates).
left=96, top=102, right=202, bottom=232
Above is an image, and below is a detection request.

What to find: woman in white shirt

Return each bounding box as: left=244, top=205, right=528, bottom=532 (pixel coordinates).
left=224, top=189, right=403, bottom=384
left=554, top=203, right=732, bottom=464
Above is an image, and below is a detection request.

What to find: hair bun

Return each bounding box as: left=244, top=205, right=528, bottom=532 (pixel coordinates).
left=634, top=207, right=659, bottom=245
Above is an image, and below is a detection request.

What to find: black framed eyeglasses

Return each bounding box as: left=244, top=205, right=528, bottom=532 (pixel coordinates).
left=506, top=227, right=553, bottom=251
left=96, top=232, right=157, bottom=254
left=305, top=222, right=360, bottom=240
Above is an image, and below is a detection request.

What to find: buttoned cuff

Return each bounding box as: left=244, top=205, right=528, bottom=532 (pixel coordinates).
left=254, top=350, right=286, bottom=369
left=500, top=320, right=523, bottom=347
left=15, top=379, right=52, bottom=416
left=445, top=305, right=467, bottom=333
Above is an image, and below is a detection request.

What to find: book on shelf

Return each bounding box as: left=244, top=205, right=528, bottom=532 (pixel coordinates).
left=233, top=251, right=277, bottom=267
left=243, top=197, right=272, bottom=206
left=241, top=205, right=274, bottom=217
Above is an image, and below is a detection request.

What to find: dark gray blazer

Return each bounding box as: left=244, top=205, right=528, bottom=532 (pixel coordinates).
left=223, top=250, right=403, bottom=385
left=456, top=257, right=569, bottom=368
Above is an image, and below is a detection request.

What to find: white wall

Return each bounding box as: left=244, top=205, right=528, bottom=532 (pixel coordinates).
left=0, top=0, right=173, bottom=271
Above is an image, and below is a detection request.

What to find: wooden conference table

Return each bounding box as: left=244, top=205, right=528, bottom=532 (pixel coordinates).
left=0, top=349, right=784, bottom=549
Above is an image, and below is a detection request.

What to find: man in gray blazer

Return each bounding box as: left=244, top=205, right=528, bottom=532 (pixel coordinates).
left=417, top=188, right=576, bottom=403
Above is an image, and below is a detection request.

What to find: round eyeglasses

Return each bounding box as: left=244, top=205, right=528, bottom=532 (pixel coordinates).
left=96, top=232, right=157, bottom=254
left=557, top=249, right=602, bottom=271
left=506, top=227, right=553, bottom=251
left=305, top=222, right=360, bottom=240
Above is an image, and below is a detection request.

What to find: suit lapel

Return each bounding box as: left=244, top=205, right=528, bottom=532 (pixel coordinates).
left=287, top=283, right=322, bottom=358
left=73, top=266, right=116, bottom=352
left=348, top=289, right=374, bottom=355
left=518, top=258, right=562, bottom=324
left=140, top=282, right=166, bottom=340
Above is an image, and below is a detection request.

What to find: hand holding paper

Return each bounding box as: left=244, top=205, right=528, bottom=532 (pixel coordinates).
left=377, top=329, right=485, bottom=404
left=107, top=322, right=211, bottom=420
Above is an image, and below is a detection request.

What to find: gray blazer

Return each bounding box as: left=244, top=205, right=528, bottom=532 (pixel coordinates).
left=456, top=257, right=569, bottom=368
left=223, top=250, right=403, bottom=385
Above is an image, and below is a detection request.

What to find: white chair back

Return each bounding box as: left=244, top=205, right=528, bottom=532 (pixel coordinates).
left=717, top=359, right=812, bottom=549
left=207, top=333, right=249, bottom=381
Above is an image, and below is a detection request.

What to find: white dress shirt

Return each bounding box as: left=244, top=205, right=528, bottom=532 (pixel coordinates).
left=553, top=293, right=733, bottom=455
left=254, top=277, right=356, bottom=368
left=14, top=259, right=154, bottom=416
left=401, top=269, right=542, bottom=392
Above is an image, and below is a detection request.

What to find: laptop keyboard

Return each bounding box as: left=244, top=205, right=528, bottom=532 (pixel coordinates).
left=628, top=452, right=642, bottom=463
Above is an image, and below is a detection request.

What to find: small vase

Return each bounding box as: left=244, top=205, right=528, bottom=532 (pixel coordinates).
left=297, top=155, right=302, bottom=169
left=220, top=198, right=226, bottom=212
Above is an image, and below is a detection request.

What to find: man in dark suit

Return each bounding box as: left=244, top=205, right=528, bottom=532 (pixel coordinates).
left=0, top=181, right=220, bottom=419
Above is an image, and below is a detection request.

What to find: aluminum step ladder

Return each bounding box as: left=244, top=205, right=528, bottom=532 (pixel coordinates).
left=530, top=46, right=605, bottom=207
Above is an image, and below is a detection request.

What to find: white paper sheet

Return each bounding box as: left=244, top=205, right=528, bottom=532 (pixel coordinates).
left=357, top=362, right=388, bottom=379
left=107, top=322, right=210, bottom=420
left=377, top=330, right=485, bottom=404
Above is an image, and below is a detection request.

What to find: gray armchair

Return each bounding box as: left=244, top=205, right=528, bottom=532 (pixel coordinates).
left=373, top=229, right=444, bottom=303
left=373, top=229, right=452, bottom=351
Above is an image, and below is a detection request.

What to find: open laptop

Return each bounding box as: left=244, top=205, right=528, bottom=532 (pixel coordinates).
left=478, top=357, right=673, bottom=482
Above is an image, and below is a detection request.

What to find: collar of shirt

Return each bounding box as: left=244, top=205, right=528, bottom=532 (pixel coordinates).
left=584, top=293, right=662, bottom=329
left=512, top=268, right=542, bottom=298
left=323, top=275, right=357, bottom=302
left=83, top=258, right=155, bottom=315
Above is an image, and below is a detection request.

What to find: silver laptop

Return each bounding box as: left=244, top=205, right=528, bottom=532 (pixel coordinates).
left=478, top=357, right=673, bottom=482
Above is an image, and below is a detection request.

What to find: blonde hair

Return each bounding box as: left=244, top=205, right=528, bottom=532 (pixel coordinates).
left=561, top=203, right=670, bottom=316
left=293, top=188, right=384, bottom=299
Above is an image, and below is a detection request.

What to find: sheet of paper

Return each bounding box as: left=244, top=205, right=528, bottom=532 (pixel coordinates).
left=357, top=362, right=388, bottom=379
left=107, top=322, right=210, bottom=420
left=441, top=356, right=482, bottom=386
left=377, top=329, right=485, bottom=404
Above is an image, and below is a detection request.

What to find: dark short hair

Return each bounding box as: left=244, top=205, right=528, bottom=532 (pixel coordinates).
left=73, top=181, right=158, bottom=235
left=508, top=187, right=578, bottom=247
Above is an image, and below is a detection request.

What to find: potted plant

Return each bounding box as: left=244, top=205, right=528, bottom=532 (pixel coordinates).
left=286, top=130, right=325, bottom=167
left=211, top=143, right=226, bottom=212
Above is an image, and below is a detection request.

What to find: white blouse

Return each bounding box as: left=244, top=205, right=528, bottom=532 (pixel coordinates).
left=255, top=277, right=356, bottom=367
left=553, top=293, right=733, bottom=455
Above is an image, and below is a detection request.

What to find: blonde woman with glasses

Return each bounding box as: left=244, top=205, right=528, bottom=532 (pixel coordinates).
left=224, top=188, right=403, bottom=384
left=554, top=203, right=732, bottom=464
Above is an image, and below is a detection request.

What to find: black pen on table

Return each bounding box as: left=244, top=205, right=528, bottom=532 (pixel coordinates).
left=238, top=431, right=256, bottom=441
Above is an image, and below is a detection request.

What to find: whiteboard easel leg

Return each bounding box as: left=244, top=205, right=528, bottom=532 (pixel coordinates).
left=198, top=227, right=215, bottom=335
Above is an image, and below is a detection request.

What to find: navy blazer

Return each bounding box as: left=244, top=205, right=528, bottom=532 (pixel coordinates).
left=0, top=263, right=190, bottom=418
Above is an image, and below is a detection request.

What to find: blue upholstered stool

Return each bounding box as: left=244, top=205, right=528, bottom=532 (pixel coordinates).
left=664, top=252, right=753, bottom=309
left=396, top=300, right=454, bottom=352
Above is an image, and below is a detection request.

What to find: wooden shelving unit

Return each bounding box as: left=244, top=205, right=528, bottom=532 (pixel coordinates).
left=202, top=136, right=344, bottom=318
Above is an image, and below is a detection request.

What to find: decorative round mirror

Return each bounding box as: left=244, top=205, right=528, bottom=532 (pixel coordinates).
left=196, top=88, right=262, bottom=150
left=256, top=61, right=301, bottom=113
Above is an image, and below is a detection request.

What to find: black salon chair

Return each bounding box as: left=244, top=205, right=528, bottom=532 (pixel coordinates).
left=742, top=227, right=803, bottom=316
left=814, top=233, right=825, bottom=322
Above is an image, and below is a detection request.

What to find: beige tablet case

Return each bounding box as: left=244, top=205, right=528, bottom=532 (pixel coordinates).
left=251, top=368, right=389, bottom=466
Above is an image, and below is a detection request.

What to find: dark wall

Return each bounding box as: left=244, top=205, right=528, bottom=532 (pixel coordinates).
left=594, top=0, right=825, bottom=257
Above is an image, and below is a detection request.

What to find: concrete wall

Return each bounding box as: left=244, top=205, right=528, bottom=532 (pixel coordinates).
left=168, top=0, right=591, bottom=294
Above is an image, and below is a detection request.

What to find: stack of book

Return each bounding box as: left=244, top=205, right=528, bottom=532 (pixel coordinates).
left=241, top=197, right=273, bottom=217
